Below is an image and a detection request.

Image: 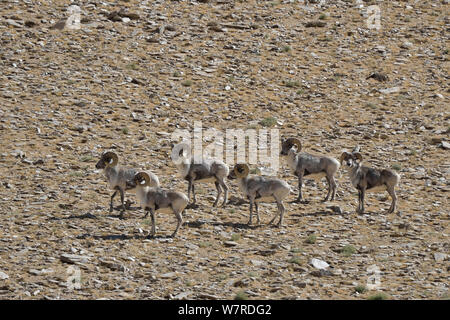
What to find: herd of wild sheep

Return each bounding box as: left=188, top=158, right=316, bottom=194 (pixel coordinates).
left=95, top=138, right=400, bottom=238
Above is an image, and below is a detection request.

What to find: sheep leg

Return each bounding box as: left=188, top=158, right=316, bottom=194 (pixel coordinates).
left=296, top=173, right=304, bottom=202
left=248, top=196, right=255, bottom=225
left=191, top=182, right=197, bottom=204
left=171, top=209, right=183, bottom=238
left=357, top=188, right=366, bottom=214
left=323, top=176, right=332, bottom=202
left=118, top=187, right=125, bottom=218
left=220, top=180, right=229, bottom=207
left=213, top=181, right=222, bottom=207
left=330, top=176, right=337, bottom=201
left=109, top=189, right=118, bottom=212
left=254, top=202, right=260, bottom=225
left=277, top=201, right=285, bottom=227
left=268, top=201, right=282, bottom=226
left=187, top=180, right=192, bottom=202
left=361, top=188, right=366, bottom=213
left=386, top=187, right=397, bottom=214
left=187, top=179, right=197, bottom=206
left=148, top=208, right=156, bottom=238
left=356, top=190, right=362, bottom=213
left=248, top=202, right=253, bottom=225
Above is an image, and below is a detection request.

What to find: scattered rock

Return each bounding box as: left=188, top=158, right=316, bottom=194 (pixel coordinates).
left=5, top=19, right=23, bottom=28
left=440, top=141, right=450, bottom=150
left=250, top=259, right=264, bottom=266
left=328, top=206, right=342, bottom=214
left=173, top=291, right=192, bottom=300
left=98, top=259, right=128, bottom=272
left=433, top=253, right=448, bottom=262
left=12, top=150, right=25, bottom=158
left=50, top=19, right=68, bottom=30
left=160, top=272, right=177, bottom=279
left=29, top=268, right=54, bottom=276
left=310, top=258, right=329, bottom=270
left=310, top=269, right=334, bottom=277
left=400, top=41, right=413, bottom=49
left=379, top=87, right=400, bottom=94
left=24, top=20, right=38, bottom=28
left=224, top=241, right=238, bottom=247
left=430, top=137, right=444, bottom=145
left=60, top=254, right=90, bottom=265
left=305, top=21, right=326, bottom=28
left=367, top=72, right=388, bottom=82
left=196, top=293, right=219, bottom=300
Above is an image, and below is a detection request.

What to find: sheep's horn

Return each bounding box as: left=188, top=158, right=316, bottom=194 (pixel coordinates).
left=287, top=138, right=302, bottom=152
left=174, top=142, right=191, bottom=157
left=103, top=152, right=118, bottom=166
left=340, top=152, right=351, bottom=165
left=353, top=152, right=363, bottom=162
left=234, top=163, right=250, bottom=179
left=136, top=171, right=151, bottom=186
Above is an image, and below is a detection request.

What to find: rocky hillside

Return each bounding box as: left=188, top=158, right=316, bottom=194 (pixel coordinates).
left=0, top=0, right=448, bottom=299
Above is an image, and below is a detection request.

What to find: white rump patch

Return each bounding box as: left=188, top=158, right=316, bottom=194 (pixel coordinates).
left=109, top=158, right=114, bottom=164
left=140, top=180, right=146, bottom=185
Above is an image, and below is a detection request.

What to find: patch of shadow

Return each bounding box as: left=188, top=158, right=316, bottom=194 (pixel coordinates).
left=184, top=220, right=208, bottom=228
left=288, top=199, right=310, bottom=204
left=110, top=204, right=140, bottom=211
left=145, top=234, right=176, bottom=240
left=226, top=196, right=247, bottom=206
left=292, top=210, right=340, bottom=217
left=105, top=213, right=125, bottom=219
left=124, top=206, right=141, bottom=211
left=266, top=223, right=283, bottom=229
left=186, top=203, right=200, bottom=209
left=358, top=211, right=379, bottom=216
left=48, top=212, right=98, bottom=221
left=210, top=221, right=259, bottom=230
left=76, top=233, right=142, bottom=241
left=106, top=212, right=143, bottom=220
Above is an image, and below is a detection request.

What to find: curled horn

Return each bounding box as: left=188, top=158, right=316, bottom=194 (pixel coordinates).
left=136, top=171, right=150, bottom=186
left=173, top=142, right=191, bottom=158
left=287, top=138, right=302, bottom=152
left=340, top=151, right=351, bottom=165
left=353, top=152, right=363, bottom=162
left=103, top=152, right=118, bottom=166
left=234, top=163, right=250, bottom=178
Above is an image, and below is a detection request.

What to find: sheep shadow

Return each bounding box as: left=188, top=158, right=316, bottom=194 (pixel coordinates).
left=111, top=205, right=141, bottom=212
left=290, top=209, right=347, bottom=218
left=288, top=199, right=311, bottom=204
left=210, top=220, right=262, bottom=230
left=186, top=203, right=201, bottom=209
left=183, top=220, right=208, bottom=228
left=48, top=212, right=99, bottom=221
left=76, top=233, right=175, bottom=241
left=76, top=233, right=138, bottom=240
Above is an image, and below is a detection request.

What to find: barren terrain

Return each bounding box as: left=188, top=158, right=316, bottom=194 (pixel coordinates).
left=0, top=0, right=448, bottom=299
